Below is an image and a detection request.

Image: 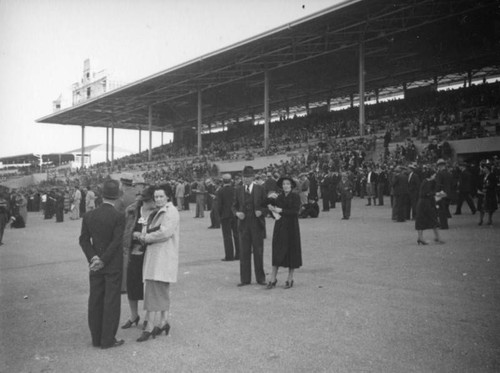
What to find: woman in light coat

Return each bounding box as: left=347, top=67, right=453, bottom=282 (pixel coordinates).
left=136, top=186, right=180, bottom=342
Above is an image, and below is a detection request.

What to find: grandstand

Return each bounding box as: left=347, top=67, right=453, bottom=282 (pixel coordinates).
left=33, top=0, right=500, bottom=177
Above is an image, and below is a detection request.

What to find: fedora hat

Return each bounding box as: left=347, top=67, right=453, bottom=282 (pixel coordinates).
left=102, top=179, right=120, bottom=200
left=242, top=166, right=255, bottom=177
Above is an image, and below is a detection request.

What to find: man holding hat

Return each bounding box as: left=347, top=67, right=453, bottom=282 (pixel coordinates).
left=233, top=166, right=267, bottom=286
left=217, top=174, right=240, bottom=261
left=79, top=179, right=125, bottom=349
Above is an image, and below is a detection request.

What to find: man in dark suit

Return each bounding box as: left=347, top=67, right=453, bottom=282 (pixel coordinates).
left=376, top=165, right=388, bottom=206
left=319, top=170, right=332, bottom=211
left=217, top=174, right=239, bottom=261
left=454, top=162, right=476, bottom=215
left=232, top=166, right=266, bottom=286
left=407, top=163, right=421, bottom=220
left=79, top=179, right=125, bottom=349
left=392, top=166, right=409, bottom=222
left=436, top=159, right=453, bottom=229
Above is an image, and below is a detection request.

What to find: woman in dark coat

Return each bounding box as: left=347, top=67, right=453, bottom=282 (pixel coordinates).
left=477, top=162, right=498, bottom=225
left=415, top=169, right=444, bottom=245
left=266, top=176, right=302, bottom=289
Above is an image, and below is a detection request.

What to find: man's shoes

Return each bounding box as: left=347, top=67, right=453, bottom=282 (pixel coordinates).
left=257, top=281, right=267, bottom=286
left=101, top=339, right=124, bottom=349
left=454, top=212, right=461, bottom=215
left=237, top=283, right=250, bottom=287
left=221, top=258, right=233, bottom=261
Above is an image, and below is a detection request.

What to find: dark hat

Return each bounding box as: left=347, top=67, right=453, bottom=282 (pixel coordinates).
left=277, top=176, right=297, bottom=189
left=139, top=185, right=155, bottom=202
left=102, top=179, right=120, bottom=200
left=242, top=166, right=255, bottom=177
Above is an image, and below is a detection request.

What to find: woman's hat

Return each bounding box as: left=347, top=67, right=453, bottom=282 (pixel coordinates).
left=277, top=176, right=297, bottom=189
left=436, top=159, right=446, bottom=166
left=139, top=185, right=155, bottom=202
left=102, top=179, right=120, bottom=200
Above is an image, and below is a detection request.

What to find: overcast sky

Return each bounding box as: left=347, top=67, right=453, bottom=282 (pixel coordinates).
left=0, top=0, right=343, bottom=158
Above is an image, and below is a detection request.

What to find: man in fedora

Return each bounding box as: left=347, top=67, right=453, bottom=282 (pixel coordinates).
left=217, top=173, right=240, bottom=261
left=79, top=179, right=125, bottom=349
left=233, top=166, right=267, bottom=286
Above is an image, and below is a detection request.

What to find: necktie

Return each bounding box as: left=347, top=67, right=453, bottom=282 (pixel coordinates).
left=246, top=185, right=250, bottom=193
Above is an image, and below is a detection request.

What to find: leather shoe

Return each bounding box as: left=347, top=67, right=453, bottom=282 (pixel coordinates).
left=221, top=258, right=233, bottom=261
left=237, top=282, right=250, bottom=287
left=101, top=339, right=124, bottom=349
left=257, top=281, right=267, bottom=285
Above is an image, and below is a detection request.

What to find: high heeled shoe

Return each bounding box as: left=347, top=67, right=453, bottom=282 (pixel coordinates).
left=121, top=315, right=140, bottom=329
left=284, top=280, right=294, bottom=289
left=136, top=330, right=153, bottom=342
left=266, top=279, right=277, bottom=289
left=159, top=322, right=170, bottom=336
left=417, top=239, right=428, bottom=245
left=151, top=326, right=162, bottom=338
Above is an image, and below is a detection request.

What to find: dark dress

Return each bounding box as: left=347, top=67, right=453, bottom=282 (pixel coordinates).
left=271, top=192, right=302, bottom=269
left=478, top=172, right=498, bottom=213
left=415, top=179, right=438, bottom=230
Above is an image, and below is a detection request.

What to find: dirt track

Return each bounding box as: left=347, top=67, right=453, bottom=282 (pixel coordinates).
left=1, top=199, right=499, bottom=373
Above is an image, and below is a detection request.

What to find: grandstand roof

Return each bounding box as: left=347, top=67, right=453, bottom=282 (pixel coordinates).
left=36, top=0, right=500, bottom=134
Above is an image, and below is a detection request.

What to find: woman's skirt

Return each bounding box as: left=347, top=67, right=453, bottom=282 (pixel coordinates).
left=127, top=254, right=144, bottom=301
left=144, top=280, right=170, bottom=311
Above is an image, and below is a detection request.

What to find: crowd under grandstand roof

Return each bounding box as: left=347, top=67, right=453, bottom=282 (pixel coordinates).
left=37, top=0, right=500, bottom=137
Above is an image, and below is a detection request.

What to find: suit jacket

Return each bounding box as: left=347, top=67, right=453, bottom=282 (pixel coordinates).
left=408, top=172, right=421, bottom=195
left=436, top=169, right=453, bottom=196
left=79, top=203, right=125, bottom=273
left=217, top=184, right=236, bottom=219
left=232, top=183, right=266, bottom=231
left=393, top=173, right=409, bottom=196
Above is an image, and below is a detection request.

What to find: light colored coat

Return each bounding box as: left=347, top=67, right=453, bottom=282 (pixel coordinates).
left=143, top=202, right=179, bottom=283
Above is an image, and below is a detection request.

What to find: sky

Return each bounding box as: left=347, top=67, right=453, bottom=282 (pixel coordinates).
left=0, top=0, right=342, bottom=159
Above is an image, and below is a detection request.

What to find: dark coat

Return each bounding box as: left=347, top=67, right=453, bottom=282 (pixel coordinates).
left=393, top=173, right=409, bottom=196
left=79, top=203, right=125, bottom=273
left=217, top=184, right=236, bottom=219
left=415, top=179, right=438, bottom=230
left=457, top=169, right=474, bottom=193
left=232, top=183, right=267, bottom=236
left=271, top=192, right=302, bottom=269
left=408, top=171, right=421, bottom=196
left=436, top=169, right=453, bottom=196
left=479, top=172, right=498, bottom=212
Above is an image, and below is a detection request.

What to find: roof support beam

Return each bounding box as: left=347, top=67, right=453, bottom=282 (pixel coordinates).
left=197, top=89, right=202, bottom=156
left=111, top=122, right=115, bottom=171
left=81, top=125, right=85, bottom=169
left=358, top=40, right=365, bottom=137
left=264, top=70, right=270, bottom=151
left=148, top=106, right=153, bottom=162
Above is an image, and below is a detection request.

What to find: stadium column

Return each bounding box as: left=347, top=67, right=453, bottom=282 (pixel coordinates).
left=197, top=89, right=202, bottom=157
left=264, top=70, right=269, bottom=151
left=148, top=106, right=153, bottom=162
left=81, top=125, right=85, bottom=169
left=138, top=127, right=142, bottom=154
left=358, top=40, right=365, bottom=137
left=161, top=131, right=164, bottom=146
left=106, top=127, right=109, bottom=164
left=111, top=122, right=115, bottom=171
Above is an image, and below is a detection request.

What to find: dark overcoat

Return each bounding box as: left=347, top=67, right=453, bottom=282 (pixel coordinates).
left=271, top=192, right=302, bottom=269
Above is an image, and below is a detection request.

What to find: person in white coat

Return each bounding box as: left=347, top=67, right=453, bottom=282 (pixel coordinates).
left=136, top=187, right=179, bottom=342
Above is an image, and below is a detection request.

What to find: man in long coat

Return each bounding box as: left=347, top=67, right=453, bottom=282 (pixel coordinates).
left=232, top=166, right=267, bottom=286
left=79, top=179, right=125, bottom=349
left=217, top=174, right=240, bottom=261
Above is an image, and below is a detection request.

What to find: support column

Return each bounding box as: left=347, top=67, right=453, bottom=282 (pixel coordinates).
left=161, top=130, right=164, bottom=146
left=148, top=106, right=153, bottom=162
left=106, top=126, right=109, bottom=163
left=81, top=125, right=85, bottom=169
left=197, top=89, right=202, bottom=156
left=111, top=122, right=115, bottom=171
left=139, top=128, right=142, bottom=153
left=264, top=70, right=270, bottom=151
left=358, top=41, right=365, bottom=137
left=467, top=70, right=472, bottom=87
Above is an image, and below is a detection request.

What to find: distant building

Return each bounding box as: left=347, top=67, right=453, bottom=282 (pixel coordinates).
left=52, top=59, right=124, bottom=112
left=66, top=144, right=134, bottom=168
